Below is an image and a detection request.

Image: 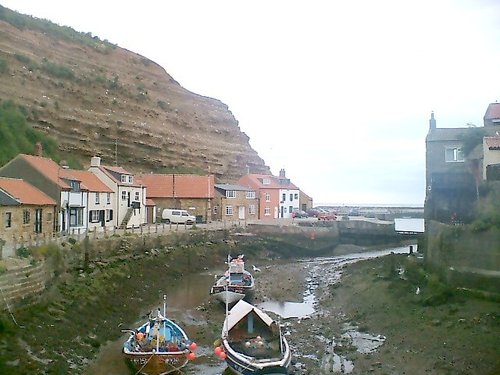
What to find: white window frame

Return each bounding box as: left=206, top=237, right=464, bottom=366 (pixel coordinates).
left=121, top=191, right=127, bottom=200
left=90, top=210, right=100, bottom=223
left=262, top=178, right=271, bottom=185
left=135, top=191, right=140, bottom=201
left=226, top=190, right=236, bottom=198
left=121, top=175, right=127, bottom=183
left=265, top=193, right=271, bottom=202
left=264, top=207, right=271, bottom=216
left=246, top=191, right=255, bottom=199
left=248, top=204, right=256, bottom=214
left=225, top=205, right=233, bottom=215
left=106, top=192, right=111, bottom=204
left=445, top=147, right=465, bottom=162
left=95, top=193, right=100, bottom=205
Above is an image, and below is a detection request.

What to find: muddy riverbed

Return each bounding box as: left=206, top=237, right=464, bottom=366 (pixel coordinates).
left=83, top=243, right=499, bottom=375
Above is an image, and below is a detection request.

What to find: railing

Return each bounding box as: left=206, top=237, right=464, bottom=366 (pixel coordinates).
left=0, top=219, right=252, bottom=258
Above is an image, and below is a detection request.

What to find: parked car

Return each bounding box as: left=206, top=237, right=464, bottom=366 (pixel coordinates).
left=318, top=212, right=337, bottom=221
left=161, top=208, right=196, bottom=224
left=292, top=209, right=309, bottom=218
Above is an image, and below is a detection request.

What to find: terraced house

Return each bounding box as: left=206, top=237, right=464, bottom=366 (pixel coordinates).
left=213, top=184, right=258, bottom=222
left=0, top=177, right=56, bottom=257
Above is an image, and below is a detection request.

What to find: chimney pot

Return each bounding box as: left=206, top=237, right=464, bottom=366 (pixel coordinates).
left=91, top=156, right=101, bottom=167
left=34, top=142, right=42, bottom=157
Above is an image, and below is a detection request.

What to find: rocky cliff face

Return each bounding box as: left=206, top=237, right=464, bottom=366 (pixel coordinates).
left=0, top=13, right=269, bottom=180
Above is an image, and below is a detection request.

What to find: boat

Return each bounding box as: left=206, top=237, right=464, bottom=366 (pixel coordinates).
left=214, top=299, right=292, bottom=374
left=122, top=295, right=197, bottom=375
left=210, top=254, right=255, bottom=305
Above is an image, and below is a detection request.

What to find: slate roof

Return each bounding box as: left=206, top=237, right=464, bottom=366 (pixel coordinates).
left=138, top=174, right=214, bottom=198
left=215, top=184, right=255, bottom=192
left=0, top=177, right=56, bottom=205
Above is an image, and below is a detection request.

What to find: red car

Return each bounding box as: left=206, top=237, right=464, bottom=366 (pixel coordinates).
left=318, top=212, right=337, bottom=221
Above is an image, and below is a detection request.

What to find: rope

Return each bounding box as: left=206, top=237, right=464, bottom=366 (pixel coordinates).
left=0, top=285, right=24, bottom=328
left=134, top=353, right=154, bottom=375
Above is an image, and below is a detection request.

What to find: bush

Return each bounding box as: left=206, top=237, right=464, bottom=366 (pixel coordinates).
left=16, top=246, right=31, bottom=258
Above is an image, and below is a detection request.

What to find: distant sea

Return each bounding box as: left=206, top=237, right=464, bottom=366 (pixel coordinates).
left=317, top=203, right=424, bottom=208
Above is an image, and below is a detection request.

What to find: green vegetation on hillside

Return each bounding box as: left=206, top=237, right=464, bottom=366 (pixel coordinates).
left=0, top=5, right=116, bottom=53
left=0, top=100, right=59, bottom=166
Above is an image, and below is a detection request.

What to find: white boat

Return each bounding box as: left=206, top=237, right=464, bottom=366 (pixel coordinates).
left=215, top=299, right=292, bottom=374
left=210, top=255, right=255, bottom=305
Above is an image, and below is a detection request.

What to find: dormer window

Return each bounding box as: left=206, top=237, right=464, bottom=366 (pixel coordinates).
left=120, top=175, right=134, bottom=184
left=262, top=178, right=271, bottom=185
left=226, top=190, right=236, bottom=198
left=121, top=175, right=127, bottom=183
left=69, top=180, right=80, bottom=192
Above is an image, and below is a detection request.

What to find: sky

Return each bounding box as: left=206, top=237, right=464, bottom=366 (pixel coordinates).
left=2, top=0, right=500, bottom=206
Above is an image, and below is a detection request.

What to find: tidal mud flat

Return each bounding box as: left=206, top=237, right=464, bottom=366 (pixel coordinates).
left=248, top=247, right=499, bottom=375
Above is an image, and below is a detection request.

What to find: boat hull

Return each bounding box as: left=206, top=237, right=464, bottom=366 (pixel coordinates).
left=124, top=351, right=189, bottom=375
left=212, top=288, right=248, bottom=305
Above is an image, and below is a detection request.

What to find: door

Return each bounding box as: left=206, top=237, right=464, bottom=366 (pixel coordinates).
left=99, top=210, right=105, bottom=227
left=238, top=206, right=245, bottom=220
left=127, top=192, right=131, bottom=207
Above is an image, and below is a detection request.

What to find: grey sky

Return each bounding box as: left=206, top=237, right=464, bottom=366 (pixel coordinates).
left=3, top=0, right=500, bottom=205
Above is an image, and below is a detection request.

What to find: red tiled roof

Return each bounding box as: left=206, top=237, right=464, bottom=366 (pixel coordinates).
left=139, top=174, right=214, bottom=198
left=145, top=198, right=156, bottom=206
left=20, top=154, right=71, bottom=189
left=484, top=103, right=500, bottom=121
left=485, top=136, right=500, bottom=150
left=68, top=170, right=113, bottom=192
left=239, top=174, right=299, bottom=190
left=0, top=177, right=56, bottom=205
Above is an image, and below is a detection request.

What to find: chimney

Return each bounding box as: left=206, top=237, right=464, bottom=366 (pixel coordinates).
left=279, top=168, right=286, bottom=178
left=429, top=111, right=436, bottom=131
left=90, top=156, right=101, bottom=167
left=34, top=142, right=42, bottom=157
left=59, top=160, right=69, bottom=169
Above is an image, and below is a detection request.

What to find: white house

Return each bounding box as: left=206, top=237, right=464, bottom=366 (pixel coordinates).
left=69, top=169, right=115, bottom=232
left=276, top=169, right=300, bottom=219
left=88, top=157, right=146, bottom=228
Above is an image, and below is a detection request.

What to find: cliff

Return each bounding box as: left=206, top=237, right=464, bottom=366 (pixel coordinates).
left=0, top=6, right=270, bottom=180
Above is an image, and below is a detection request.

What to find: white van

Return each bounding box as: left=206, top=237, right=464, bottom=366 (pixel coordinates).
left=161, top=209, right=196, bottom=224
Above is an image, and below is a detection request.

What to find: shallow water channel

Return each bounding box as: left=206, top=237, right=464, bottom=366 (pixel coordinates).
left=84, top=245, right=413, bottom=374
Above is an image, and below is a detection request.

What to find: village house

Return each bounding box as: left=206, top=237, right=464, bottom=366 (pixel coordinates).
left=138, top=173, right=214, bottom=223
left=238, top=169, right=300, bottom=219
left=213, top=184, right=258, bottom=222
left=0, top=148, right=88, bottom=234
left=88, top=157, right=146, bottom=228
left=425, top=104, right=500, bottom=224
left=67, top=170, right=115, bottom=232
left=299, top=190, right=313, bottom=212
left=0, top=177, right=56, bottom=257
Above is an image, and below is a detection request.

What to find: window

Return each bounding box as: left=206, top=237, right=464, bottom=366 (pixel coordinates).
left=289, top=193, right=293, bottom=201
left=128, top=175, right=133, bottom=184
left=23, top=209, right=30, bottom=224
left=445, top=147, right=464, bottom=162
left=289, top=206, right=293, bottom=214
left=225, top=206, right=233, bottom=215
left=121, top=175, right=127, bottom=183
left=226, top=190, right=236, bottom=198
left=95, top=193, right=100, bottom=205
left=121, top=191, right=127, bottom=200
left=90, top=210, right=100, bottom=223
left=69, top=180, right=80, bottom=192
left=69, top=207, right=83, bottom=227
left=5, top=212, right=12, bottom=228
left=135, top=191, right=140, bottom=201
left=264, top=207, right=271, bottom=216
left=246, top=191, right=255, bottom=199
left=46, top=212, right=53, bottom=222
left=106, top=209, right=113, bottom=222
left=265, top=193, right=270, bottom=202
left=248, top=205, right=256, bottom=214
left=294, top=193, right=298, bottom=199
left=262, top=178, right=271, bottom=185
left=282, top=193, right=286, bottom=202
left=107, top=193, right=111, bottom=204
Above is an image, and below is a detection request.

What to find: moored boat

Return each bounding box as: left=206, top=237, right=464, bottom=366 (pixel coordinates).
left=214, top=299, right=292, bottom=375
left=210, top=254, right=255, bottom=305
left=122, top=295, right=197, bottom=375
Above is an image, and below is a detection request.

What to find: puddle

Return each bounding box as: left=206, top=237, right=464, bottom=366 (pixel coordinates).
left=342, top=325, right=386, bottom=354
